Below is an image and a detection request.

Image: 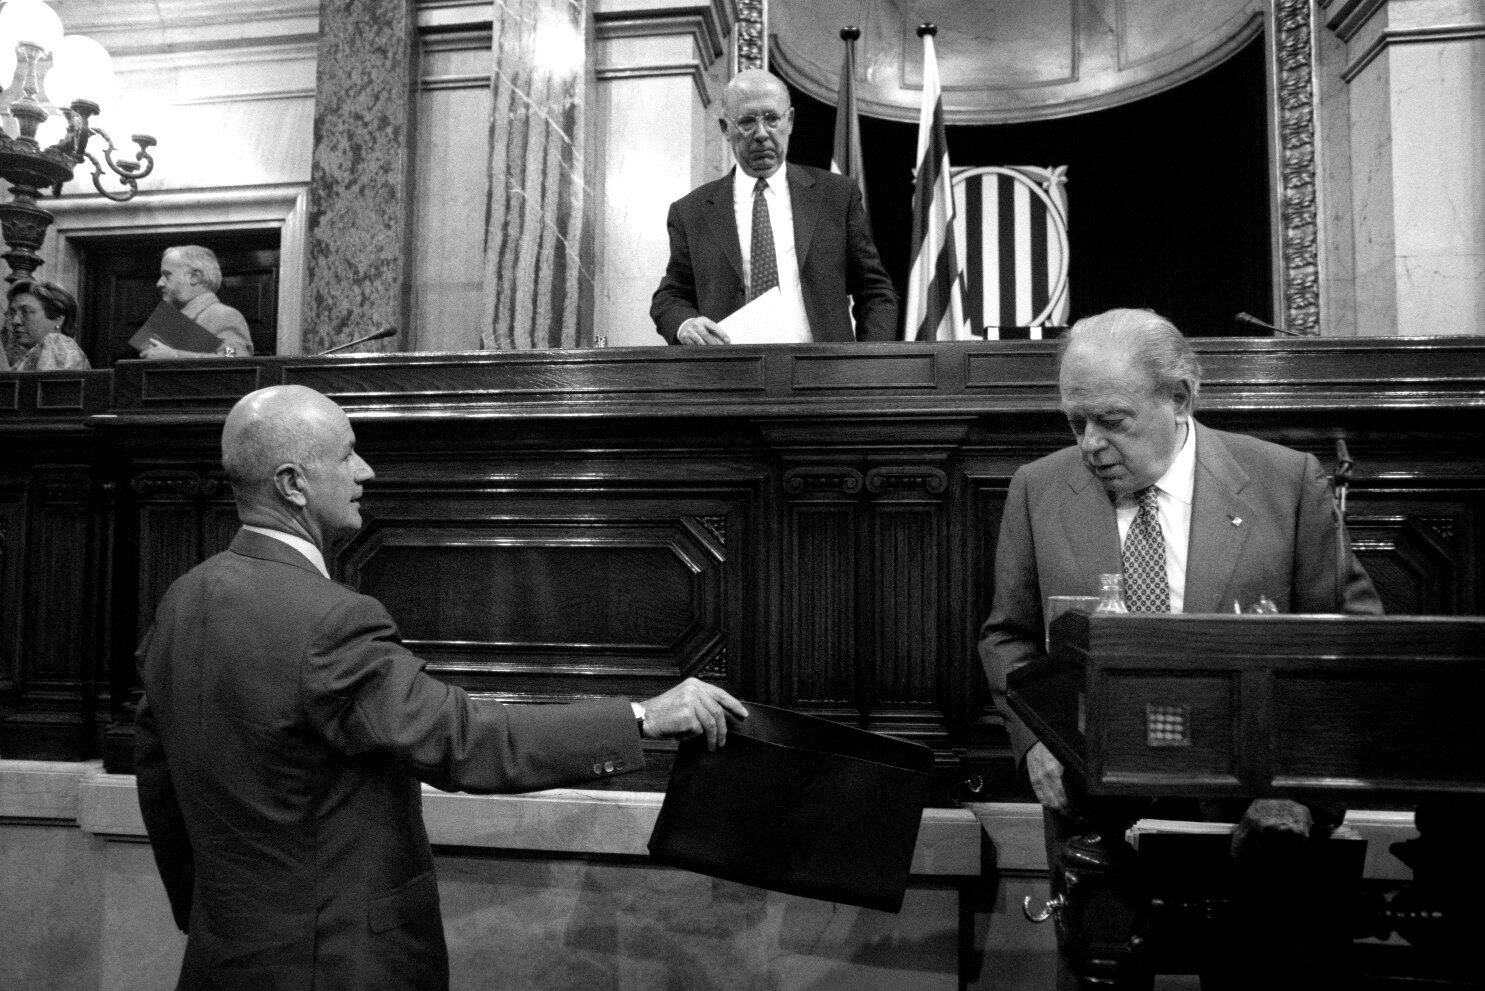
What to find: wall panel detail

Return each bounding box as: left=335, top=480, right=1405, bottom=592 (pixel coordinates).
left=1, top=339, right=1480, bottom=799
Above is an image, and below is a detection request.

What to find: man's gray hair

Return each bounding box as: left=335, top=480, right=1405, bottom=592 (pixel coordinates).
left=167, top=245, right=223, bottom=293
left=1060, top=308, right=1203, bottom=408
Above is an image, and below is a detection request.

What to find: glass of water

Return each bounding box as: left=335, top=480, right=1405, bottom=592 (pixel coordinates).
left=1044, top=595, right=1102, bottom=652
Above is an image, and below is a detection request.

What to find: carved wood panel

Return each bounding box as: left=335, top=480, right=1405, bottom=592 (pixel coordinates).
left=347, top=516, right=732, bottom=693
left=0, top=487, right=23, bottom=699
left=786, top=501, right=857, bottom=706
left=131, top=469, right=239, bottom=634
left=338, top=470, right=760, bottom=707
left=782, top=459, right=957, bottom=746
left=1346, top=492, right=1480, bottom=616
left=0, top=469, right=109, bottom=758
left=1, top=342, right=1479, bottom=785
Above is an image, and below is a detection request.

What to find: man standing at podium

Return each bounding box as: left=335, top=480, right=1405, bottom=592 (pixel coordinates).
left=650, top=70, right=898, bottom=345
left=980, top=307, right=1381, bottom=987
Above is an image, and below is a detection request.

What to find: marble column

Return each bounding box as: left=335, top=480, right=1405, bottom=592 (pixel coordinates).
left=480, top=0, right=595, bottom=350
left=302, top=0, right=416, bottom=353
left=1323, top=0, right=1485, bottom=336
left=590, top=0, right=734, bottom=348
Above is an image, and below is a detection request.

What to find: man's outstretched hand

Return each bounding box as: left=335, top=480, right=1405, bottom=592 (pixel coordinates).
left=640, top=678, right=748, bottom=750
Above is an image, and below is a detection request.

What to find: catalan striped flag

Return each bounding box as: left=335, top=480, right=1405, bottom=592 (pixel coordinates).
left=905, top=25, right=966, bottom=341
left=830, top=26, right=868, bottom=224
left=953, top=166, right=1070, bottom=338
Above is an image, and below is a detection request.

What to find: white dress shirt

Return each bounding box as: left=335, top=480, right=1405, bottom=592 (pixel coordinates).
left=732, top=165, right=812, bottom=342
left=1114, top=419, right=1195, bottom=612
left=243, top=525, right=330, bottom=580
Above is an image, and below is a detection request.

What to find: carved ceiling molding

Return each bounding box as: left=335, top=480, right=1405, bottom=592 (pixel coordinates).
left=59, top=0, right=319, bottom=59
left=769, top=0, right=1265, bottom=125
left=736, top=0, right=767, bottom=71
left=1271, top=0, right=1321, bottom=336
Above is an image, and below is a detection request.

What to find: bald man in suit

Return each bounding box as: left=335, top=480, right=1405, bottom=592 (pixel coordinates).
left=980, top=308, right=1381, bottom=988
left=135, top=385, right=746, bottom=991
left=651, top=70, right=897, bottom=345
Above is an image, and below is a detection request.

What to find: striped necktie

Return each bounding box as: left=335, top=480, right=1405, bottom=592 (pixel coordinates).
left=1123, top=486, right=1170, bottom=612
left=749, top=177, right=778, bottom=300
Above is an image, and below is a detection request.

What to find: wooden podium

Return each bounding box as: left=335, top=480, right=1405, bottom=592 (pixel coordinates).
left=1006, top=612, right=1485, bottom=988
left=1009, top=612, right=1485, bottom=802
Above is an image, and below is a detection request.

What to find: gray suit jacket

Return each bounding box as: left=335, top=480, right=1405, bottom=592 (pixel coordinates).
left=980, top=421, right=1382, bottom=765
left=136, top=528, right=644, bottom=991
left=650, top=164, right=899, bottom=343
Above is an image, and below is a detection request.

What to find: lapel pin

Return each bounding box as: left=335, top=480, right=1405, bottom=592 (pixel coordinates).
left=1230, top=515, right=1243, bottom=527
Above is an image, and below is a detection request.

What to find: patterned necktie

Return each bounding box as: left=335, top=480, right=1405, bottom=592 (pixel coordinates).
left=1123, top=486, right=1170, bottom=612
left=749, top=177, right=778, bottom=300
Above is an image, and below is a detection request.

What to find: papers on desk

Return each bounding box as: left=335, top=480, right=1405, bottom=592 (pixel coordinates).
left=717, top=287, right=807, bottom=344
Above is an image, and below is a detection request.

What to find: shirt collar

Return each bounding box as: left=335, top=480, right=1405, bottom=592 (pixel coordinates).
left=733, top=164, right=786, bottom=199
left=180, top=292, right=217, bottom=320
left=1153, top=417, right=1197, bottom=505
left=242, top=524, right=330, bottom=579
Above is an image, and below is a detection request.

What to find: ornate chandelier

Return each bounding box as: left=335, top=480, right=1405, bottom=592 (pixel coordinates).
left=0, top=0, right=158, bottom=282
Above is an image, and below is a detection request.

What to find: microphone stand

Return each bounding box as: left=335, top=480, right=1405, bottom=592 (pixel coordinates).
left=1332, top=439, right=1353, bottom=607
left=317, top=327, right=397, bottom=356
left=1234, top=312, right=1302, bottom=337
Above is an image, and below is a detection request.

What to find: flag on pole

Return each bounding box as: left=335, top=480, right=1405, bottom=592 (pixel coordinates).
left=830, top=26, right=868, bottom=224
left=905, top=24, right=967, bottom=341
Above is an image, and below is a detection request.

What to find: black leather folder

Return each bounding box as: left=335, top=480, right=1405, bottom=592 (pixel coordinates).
left=128, top=300, right=223, bottom=355
left=647, top=702, right=933, bottom=912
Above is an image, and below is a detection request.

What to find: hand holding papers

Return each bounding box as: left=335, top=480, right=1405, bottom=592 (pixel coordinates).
left=129, top=301, right=222, bottom=357
left=716, top=287, right=807, bottom=344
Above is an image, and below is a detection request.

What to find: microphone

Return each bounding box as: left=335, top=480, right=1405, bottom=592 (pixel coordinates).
left=1330, top=439, right=1355, bottom=603
left=1332, top=438, right=1352, bottom=520
left=316, top=327, right=396, bottom=356
left=1234, top=312, right=1301, bottom=336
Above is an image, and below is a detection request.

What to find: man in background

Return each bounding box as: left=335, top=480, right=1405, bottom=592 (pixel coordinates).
left=136, top=384, right=746, bottom=990
left=981, top=307, right=1382, bottom=987
left=650, top=69, right=898, bottom=345
left=141, top=244, right=254, bottom=358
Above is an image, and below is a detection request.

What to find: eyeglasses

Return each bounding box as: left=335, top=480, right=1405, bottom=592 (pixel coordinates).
left=728, top=111, right=789, bottom=134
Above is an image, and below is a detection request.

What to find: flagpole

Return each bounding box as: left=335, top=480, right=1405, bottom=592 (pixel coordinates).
left=904, top=23, right=968, bottom=341
left=831, top=26, right=868, bottom=223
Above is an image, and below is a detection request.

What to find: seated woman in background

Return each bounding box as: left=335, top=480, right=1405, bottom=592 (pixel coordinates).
left=5, top=280, right=88, bottom=371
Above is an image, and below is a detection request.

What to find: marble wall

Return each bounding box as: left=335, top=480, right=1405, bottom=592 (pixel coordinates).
left=410, top=0, right=736, bottom=351
left=1, top=761, right=1057, bottom=991
left=479, top=0, right=593, bottom=350
left=301, top=0, right=416, bottom=353
left=590, top=0, right=737, bottom=348
left=4, top=761, right=1426, bottom=989
left=1322, top=0, right=1485, bottom=336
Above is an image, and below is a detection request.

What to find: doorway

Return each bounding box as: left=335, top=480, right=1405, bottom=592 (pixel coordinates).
left=77, top=229, right=281, bottom=367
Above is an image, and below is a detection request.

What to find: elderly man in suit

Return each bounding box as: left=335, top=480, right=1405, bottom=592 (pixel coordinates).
left=650, top=69, right=898, bottom=345
left=140, top=245, right=254, bottom=358
left=135, top=384, right=746, bottom=991
left=980, top=308, right=1382, bottom=988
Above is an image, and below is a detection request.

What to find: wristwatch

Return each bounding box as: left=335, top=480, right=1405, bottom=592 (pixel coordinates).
left=631, top=701, right=646, bottom=734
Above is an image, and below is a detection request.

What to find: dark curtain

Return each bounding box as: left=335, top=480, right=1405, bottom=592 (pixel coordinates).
left=786, top=34, right=1273, bottom=337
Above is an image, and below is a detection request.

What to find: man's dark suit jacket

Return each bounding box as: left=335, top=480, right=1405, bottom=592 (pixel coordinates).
left=650, top=164, right=899, bottom=343
left=981, top=421, right=1383, bottom=768
left=135, top=528, right=644, bottom=991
